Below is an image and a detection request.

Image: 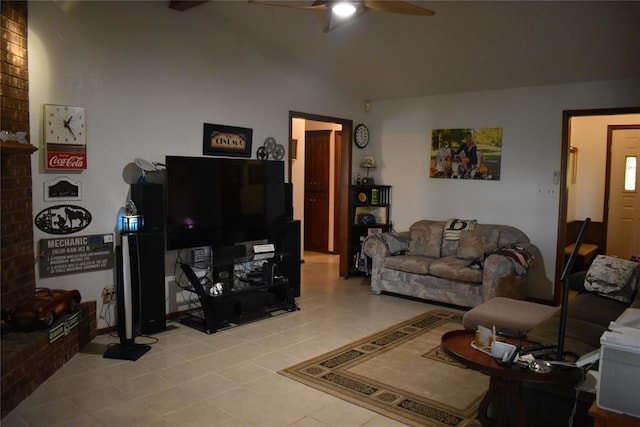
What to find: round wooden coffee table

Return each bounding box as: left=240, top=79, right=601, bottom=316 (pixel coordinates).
left=441, top=329, right=582, bottom=427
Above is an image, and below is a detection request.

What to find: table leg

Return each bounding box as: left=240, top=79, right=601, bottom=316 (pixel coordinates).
left=478, top=376, right=529, bottom=427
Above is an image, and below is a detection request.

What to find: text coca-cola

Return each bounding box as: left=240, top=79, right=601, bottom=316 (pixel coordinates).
left=47, top=154, right=86, bottom=169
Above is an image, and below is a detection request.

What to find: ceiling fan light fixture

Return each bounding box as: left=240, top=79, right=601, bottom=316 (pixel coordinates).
left=332, top=1, right=357, bottom=18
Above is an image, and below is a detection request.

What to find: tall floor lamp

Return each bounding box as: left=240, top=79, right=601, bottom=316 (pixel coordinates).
left=556, top=217, right=591, bottom=361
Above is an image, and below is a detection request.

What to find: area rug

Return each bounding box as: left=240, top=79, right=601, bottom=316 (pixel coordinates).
left=279, top=309, right=487, bottom=426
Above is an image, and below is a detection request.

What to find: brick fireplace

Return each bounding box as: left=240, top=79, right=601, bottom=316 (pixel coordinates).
left=1, top=2, right=97, bottom=418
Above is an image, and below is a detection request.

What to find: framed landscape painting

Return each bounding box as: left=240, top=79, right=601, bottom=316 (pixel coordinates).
left=430, top=128, right=503, bottom=180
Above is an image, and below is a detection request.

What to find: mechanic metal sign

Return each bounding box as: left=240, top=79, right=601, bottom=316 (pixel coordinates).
left=39, top=234, right=114, bottom=278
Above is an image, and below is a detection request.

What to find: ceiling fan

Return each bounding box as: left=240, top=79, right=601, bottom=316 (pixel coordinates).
left=169, top=1, right=434, bottom=33
left=249, top=1, right=435, bottom=33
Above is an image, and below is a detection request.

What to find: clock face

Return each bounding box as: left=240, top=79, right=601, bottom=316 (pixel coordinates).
left=354, top=124, right=369, bottom=148
left=44, top=104, right=86, bottom=145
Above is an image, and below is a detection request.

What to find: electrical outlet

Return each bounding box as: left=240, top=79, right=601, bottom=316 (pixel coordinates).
left=102, top=285, right=116, bottom=304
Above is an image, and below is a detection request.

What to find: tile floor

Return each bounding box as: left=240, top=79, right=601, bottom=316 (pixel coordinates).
left=3, top=252, right=449, bottom=427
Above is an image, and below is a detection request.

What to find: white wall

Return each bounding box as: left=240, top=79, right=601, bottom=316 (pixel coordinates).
left=365, top=81, right=640, bottom=300
left=568, top=114, right=640, bottom=222
left=27, top=1, right=362, bottom=329
left=26, top=2, right=640, bottom=328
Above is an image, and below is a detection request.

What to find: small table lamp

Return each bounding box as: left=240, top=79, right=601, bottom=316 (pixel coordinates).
left=121, top=199, right=143, bottom=232
left=360, top=155, right=377, bottom=184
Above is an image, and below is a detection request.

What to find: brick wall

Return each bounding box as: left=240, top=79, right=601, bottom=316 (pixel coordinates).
left=1, top=0, right=34, bottom=311
left=1, top=3, right=97, bottom=420
left=1, top=1, right=29, bottom=133
left=1, top=302, right=97, bottom=419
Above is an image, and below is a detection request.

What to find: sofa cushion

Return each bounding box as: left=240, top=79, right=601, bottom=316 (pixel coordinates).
left=584, top=255, right=639, bottom=303
left=428, top=256, right=483, bottom=284
left=408, top=222, right=443, bottom=258
left=383, top=255, right=434, bottom=275
left=456, top=228, right=500, bottom=259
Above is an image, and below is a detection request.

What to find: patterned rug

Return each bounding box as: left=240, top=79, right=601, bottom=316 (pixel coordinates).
left=279, top=309, right=487, bottom=426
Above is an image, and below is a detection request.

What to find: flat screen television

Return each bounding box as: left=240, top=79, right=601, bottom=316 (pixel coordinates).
left=164, top=155, right=285, bottom=252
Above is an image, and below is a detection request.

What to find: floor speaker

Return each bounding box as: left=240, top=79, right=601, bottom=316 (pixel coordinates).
left=105, top=232, right=166, bottom=361
left=274, top=220, right=301, bottom=297
left=130, top=232, right=166, bottom=335
left=105, top=235, right=148, bottom=360
left=284, top=183, right=293, bottom=221
left=131, top=184, right=164, bottom=232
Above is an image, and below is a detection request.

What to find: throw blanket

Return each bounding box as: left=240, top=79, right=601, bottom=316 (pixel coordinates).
left=444, top=218, right=477, bottom=240
left=359, top=232, right=409, bottom=275
left=468, top=246, right=535, bottom=277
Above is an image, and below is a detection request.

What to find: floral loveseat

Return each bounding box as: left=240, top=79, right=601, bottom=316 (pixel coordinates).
left=362, top=219, right=541, bottom=308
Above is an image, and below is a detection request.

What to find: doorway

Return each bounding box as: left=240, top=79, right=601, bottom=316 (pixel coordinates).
left=555, top=107, right=640, bottom=304
left=605, top=125, right=640, bottom=259
left=304, top=130, right=331, bottom=252
left=288, top=111, right=353, bottom=277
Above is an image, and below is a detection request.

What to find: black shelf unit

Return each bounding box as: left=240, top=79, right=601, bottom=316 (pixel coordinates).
left=179, top=253, right=298, bottom=334
left=347, top=184, right=392, bottom=277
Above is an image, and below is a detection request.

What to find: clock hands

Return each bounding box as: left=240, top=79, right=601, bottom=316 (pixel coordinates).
left=63, top=115, right=77, bottom=141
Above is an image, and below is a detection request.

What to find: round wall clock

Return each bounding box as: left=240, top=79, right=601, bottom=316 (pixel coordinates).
left=44, top=104, right=86, bottom=145
left=354, top=123, right=369, bottom=148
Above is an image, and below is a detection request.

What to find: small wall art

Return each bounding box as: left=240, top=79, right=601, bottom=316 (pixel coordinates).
left=44, top=176, right=82, bottom=201
left=430, top=128, right=502, bottom=180
left=34, top=205, right=92, bottom=235
left=203, top=123, right=252, bottom=157
left=39, top=233, right=114, bottom=278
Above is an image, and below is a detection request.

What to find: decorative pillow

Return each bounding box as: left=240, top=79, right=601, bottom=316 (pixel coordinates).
left=584, top=255, right=640, bottom=303
left=408, top=223, right=443, bottom=258
left=456, top=229, right=499, bottom=259
left=443, top=218, right=477, bottom=241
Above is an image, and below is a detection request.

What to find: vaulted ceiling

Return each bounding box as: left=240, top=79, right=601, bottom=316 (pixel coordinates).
left=171, top=1, right=640, bottom=101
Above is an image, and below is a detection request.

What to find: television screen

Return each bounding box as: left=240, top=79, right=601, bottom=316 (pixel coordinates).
left=165, top=156, right=285, bottom=251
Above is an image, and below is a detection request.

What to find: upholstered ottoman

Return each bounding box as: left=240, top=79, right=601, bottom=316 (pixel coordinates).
left=462, top=297, right=560, bottom=333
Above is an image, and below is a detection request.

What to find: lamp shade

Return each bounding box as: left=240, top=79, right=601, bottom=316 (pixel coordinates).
left=360, top=155, right=377, bottom=169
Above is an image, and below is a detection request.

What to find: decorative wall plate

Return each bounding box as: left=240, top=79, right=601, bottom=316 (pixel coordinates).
left=44, top=177, right=81, bottom=201
left=35, top=205, right=92, bottom=235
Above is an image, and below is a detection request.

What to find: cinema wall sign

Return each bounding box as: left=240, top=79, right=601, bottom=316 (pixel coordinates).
left=202, top=123, right=252, bottom=158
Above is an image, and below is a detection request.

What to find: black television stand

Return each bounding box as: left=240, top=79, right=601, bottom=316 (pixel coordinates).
left=179, top=258, right=298, bottom=334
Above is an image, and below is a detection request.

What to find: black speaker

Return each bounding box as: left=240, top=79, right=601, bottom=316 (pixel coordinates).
left=274, top=220, right=301, bottom=297
left=105, top=233, right=166, bottom=360
left=130, top=184, right=164, bottom=232
left=117, top=232, right=166, bottom=337
left=284, top=183, right=293, bottom=221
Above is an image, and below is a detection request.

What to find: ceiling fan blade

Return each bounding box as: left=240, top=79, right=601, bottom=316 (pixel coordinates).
left=362, top=1, right=435, bottom=16
left=248, top=1, right=327, bottom=12
left=168, top=1, right=208, bottom=11
left=314, top=6, right=333, bottom=33
left=250, top=1, right=340, bottom=33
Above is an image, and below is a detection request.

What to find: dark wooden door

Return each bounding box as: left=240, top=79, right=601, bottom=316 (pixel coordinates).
left=304, top=130, right=331, bottom=252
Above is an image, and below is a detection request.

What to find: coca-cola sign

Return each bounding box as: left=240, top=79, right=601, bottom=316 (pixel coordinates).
left=46, top=152, right=87, bottom=170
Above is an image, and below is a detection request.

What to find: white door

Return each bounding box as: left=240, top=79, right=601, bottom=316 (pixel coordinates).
left=606, top=127, right=640, bottom=258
